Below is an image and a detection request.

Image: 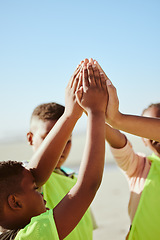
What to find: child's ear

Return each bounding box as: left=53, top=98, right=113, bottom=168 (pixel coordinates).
left=8, top=195, right=23, bottom=210
left=27, top=132, right=33, bottom=145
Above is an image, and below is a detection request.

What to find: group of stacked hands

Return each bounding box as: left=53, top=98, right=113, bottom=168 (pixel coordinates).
left=1, top=58, right=160, bottom=240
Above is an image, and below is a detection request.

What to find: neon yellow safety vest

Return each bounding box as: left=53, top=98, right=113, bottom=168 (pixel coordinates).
left=15, top=210, right=59, bottom=240
left=128, top=154, right=160, bottom=240
left=43, top=171, right=93, bottom=240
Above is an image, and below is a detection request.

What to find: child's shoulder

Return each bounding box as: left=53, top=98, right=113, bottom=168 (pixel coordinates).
left=15, top=210, right=59, bottom=240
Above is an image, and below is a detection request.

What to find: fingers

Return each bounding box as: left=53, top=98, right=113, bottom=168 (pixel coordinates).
left=68, top=65, right=82, bottom=88
left=100, top=72, right=107, bottom=91
left=77, top=72, right=83, bottom=90
left=81, top=60, right=106, bottom=90
left=87, top=63, right=96, bottom=86
left=84, top=58, right=89, bottom=64
left=86, top=62, right=105, bottom=89
left=106, top=79, right=116, bottom=95
left=76, top=86, right=83, bottom=106
left=94, top=60, right=109, bottom=81
left=72, top=69, right=82, bottom=93
left=89, top=58, right=94, bottom=64
left=83, top=65, right=89, bottom=91
left=92, top=64, right=101, bottom=87
left=69, top=59, right=110, bottom=99
left=100, top=73, right=108, bottom=109
left=106, top=79, right=119, bottom=108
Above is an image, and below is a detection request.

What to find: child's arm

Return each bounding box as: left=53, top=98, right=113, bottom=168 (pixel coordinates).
left=79, top=59, right=127, bottom=149
left=53, top=63, right=108, bottom=240
left=106, top=80, right=160, bottom=142
left=105, top=122, right=127, bottom=149
left=27, top=66, right=83, bottom=187
left=88, top=59, right=126, bottom=148
left=93, top=59, right=160, bottom=142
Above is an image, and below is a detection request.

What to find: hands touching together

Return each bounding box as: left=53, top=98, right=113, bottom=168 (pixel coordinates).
left=54, top=60, right=109, bottom=240
left=30, top=56, right=159, bottom=240
left=65, top=58, right=109, bottom=119
left=77, top=61, right=108, bottom=116
left=28, top=58, right=109, bottom=188
left=84, top=58, right=160, bottom=142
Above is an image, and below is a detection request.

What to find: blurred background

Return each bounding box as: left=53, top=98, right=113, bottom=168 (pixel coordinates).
left=0, top=0, right=160, bottom=144
left=0, top=1, right=159, bottom=238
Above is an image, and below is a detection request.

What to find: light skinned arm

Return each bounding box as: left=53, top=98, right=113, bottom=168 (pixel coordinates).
left=80, top=58, right=126, bottom=148
left=87, top=58, right=126, bottom=148
left=93, top=59, right=160, bottom=142
left=53, top=63, right=108, bottom=240
left=27, top=66, right=83, bottom=187
left=105, top=122, right=127, bottom=149
left=106, top=79, right=160, bottom=142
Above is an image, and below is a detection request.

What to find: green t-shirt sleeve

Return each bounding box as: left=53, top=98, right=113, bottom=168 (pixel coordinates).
left=15, top=210, right=59, bottom=240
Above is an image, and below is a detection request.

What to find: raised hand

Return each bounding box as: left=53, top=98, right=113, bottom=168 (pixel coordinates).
left=53, top=61, right=107, bottom=240
left=105, top=79, right=122, bottom=125
left=27, top=65, right=84, bottom=187
left=65, top=65, right=83, bottom=119
left=91, top=60, right=121, bottom=124
left=76, top=62, right=108, bottom=115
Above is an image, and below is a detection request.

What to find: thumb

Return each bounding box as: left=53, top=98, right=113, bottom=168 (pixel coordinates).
left=106, top=80, right=118, bottom=101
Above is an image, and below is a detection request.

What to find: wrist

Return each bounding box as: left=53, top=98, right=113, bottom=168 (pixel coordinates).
left=63, top=110, right=81, bottom=122
left=107, top=111, right=123, bottom=129
left=87, top=109, right=106, bottom=117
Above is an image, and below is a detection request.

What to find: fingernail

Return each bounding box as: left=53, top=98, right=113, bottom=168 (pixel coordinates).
left=87, top=63, right=92, bottom=67
left=83, top=65, right=87, bottom=70
left=107, top=79, right=112, bottom=85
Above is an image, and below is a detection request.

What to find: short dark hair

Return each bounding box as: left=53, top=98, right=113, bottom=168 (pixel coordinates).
left=31, top=102, right=65, bottom=122
left=0, top=161, right=24, bottom=215
left=142, top=103, right=160, bottom=115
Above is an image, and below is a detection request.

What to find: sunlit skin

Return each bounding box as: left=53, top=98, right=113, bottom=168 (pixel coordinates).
left=1, top=169, right=47, bottom=230
left=0, top=61, right=108, bottom=239
left=19, top=169, right=47, bottom=220
left=142, top=106, right=160, bottom=157
left=27, top=116, right=72, bottom=168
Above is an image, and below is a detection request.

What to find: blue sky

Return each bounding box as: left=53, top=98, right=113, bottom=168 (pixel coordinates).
left=0, top=0, right=160, bottom=141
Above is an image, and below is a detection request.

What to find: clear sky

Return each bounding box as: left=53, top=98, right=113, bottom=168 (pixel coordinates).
left=0, top=0, right=160, bottom=141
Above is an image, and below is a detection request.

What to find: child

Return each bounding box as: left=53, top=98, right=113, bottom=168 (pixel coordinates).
left=95, top=61, right=160, bottom=240
left=26, top=102, right=95, bottom=239
left=103, top=103, right=160, bottom=239
left=27, top=102, right=74, bottom=176
left=27, top=103, right=71, bottom=170
left=0, top=62, right=108, bottom=240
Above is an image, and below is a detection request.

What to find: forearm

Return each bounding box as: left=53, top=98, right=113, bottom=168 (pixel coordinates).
left=53, top=60, right=108, bottom=239
left=78, top=111, right=105, bottom=192
left=27, top=112, right=79, bottom=186
left=110, top=113, right=160, bottom=142
left=54, top=112, right=106, bottom=239
left=105, top=122, right=127, bottom=149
